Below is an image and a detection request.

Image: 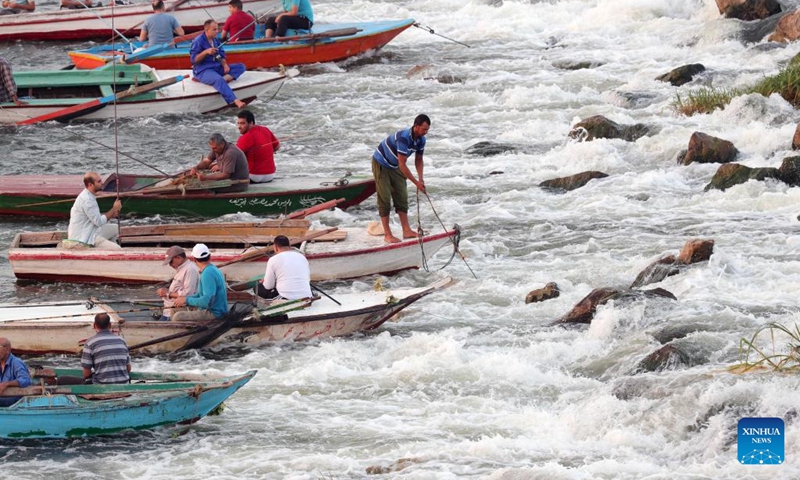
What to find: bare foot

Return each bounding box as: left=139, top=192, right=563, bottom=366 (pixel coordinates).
left=384, top=235, right=401, bottom=244
left=402, top=230, right=420, bottom=239
left=233, top=99, right=246, bottom=108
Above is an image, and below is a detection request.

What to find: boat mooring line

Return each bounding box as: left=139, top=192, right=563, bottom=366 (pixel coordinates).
left=412, top=23, right=471, bottom=48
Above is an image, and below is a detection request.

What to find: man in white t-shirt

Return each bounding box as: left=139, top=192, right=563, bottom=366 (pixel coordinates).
left=257, top=235, right=312, bottom=301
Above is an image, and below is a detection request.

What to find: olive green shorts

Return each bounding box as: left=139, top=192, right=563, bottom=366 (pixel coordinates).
left=372, top=159, right=408, bottom=217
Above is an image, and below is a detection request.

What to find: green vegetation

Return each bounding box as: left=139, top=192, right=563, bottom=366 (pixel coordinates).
left=733, top=322, right=800, bottom=372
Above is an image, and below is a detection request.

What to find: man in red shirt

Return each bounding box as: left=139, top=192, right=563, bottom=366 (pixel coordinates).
left=221, top=0, right=254, bottom=42
left=236, top=109, right=280, bottom=183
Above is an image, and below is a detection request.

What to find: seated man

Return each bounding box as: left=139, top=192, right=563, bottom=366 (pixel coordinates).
left=264, top=0, right=313, bottom=38
left=0, top=0, right=34, bottom=15
left=190, top=133, right=250, bottom=193
left=257, top=235, right=312, bottom=301
left=0, top=56, right=24, bottom=106
left=82, top=313, right=131, bottom=384
left=139, top=0, right=184, bottom=48
left=221, top=0, right=254, bottom=42
left=66, top=172, right=122, bottom=250
left=172, top=244, right=229, bottom=322
left=157, top=246, right=199, bottom=321
left=0, top=338, right=32, bottom=407
left=60, top=0, right=92, bottom=8
left=236, top=109, right=279, bottom=183
left=190, top=19, right=247, bottom=108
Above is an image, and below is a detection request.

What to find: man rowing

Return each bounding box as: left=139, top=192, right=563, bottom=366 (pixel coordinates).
left=65, top=172, right=122, bottom=250
left=190, top=133, right=250, bottom=193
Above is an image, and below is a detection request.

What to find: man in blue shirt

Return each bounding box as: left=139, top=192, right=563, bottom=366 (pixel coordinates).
left=372, top=114, right=430, bottom=243
left=139, top=0, right=184, bottom=48
left=264, top=0, right=313, bottom=38
left=173, top=243, right=230, bottom=321
left=190, top=19, right=247, bottom=108
left=0, top=337, right=32, bottom=407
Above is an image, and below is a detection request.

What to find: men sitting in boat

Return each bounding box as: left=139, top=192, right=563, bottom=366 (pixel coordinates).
left=256, top=235, right=312, bottom=301
left=60, top=0, right=93, bottom=8
left=190, top=133, right=250, bottom=193
left=157, top=245, right=200, bottom=321
left=172, top=244, right=229, bottom=322
left=81, top=314, right=131, bottom=385
left=66, top=172, right=122, bottom=250
left=0, top=338, right=32, bottom=407
left=190, top=19, right=247, bottom=109
left=372, top=114, right=430, bottom=243
left=139, top=0, right=184, bottom=48
left=221, top=0, right=254, bottom=43
left=0, top=56, right=23, bottom=106
left=0, top=0, right=34, bottom=15
left=263, top=0, right=313, bottom=38
left=236, top=109, right=279, bottom=184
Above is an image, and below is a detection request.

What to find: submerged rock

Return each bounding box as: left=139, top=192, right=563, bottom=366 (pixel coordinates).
left=366, top=458, right=422, bottom=475
left=630, top=255, right=680, bottom=289
left=568, top=115, right=649, bottom=142
left=525, top=282, right=560, bottom=304
left=768, top=10, right=800, bottom=43
left=634, top=344, right=692, bottom=373
left=539, top=171, right=608, bottom=192
left=677, top=132, right=738, bottom=165
left=555, top=287, right=676, bottom=325
left=655, top=64, right=705, bottom=86
left=466, top=141, right=517, bottom=156
left=704, top=163, right=780, bottom=191
left=652, top=324, right=713, bottom=344
left=778, top=156, right=800, bottom=185
left=552, top=60, right=604, bottom=70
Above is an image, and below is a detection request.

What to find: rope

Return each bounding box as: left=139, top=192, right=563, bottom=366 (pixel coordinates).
left=415, top=189, right=477, bottom=279
left=412, top=23, right=471, bottom=48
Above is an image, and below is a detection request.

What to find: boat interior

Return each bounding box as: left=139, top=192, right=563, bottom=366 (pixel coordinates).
left=13, top=64, right=156, bottom=101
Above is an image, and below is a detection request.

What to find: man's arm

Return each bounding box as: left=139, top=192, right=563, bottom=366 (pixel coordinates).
left=10, top=1, right=35, bottom=11
left=82, top=367, right=92, bottom=380
left=10, top=358, right=31, bottom=388
left=263, top=260, right=277, bottom=290
left=139, top=24, right=148, bottom=42
left=415, top=152, right=425, bottom=189
left=397, top=154, right=425, bottom=193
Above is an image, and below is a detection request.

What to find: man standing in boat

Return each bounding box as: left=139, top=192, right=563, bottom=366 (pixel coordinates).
left=190, top=133, right=250, bottom=192
left=139, top=0, right=185, bottom=48
left=263, top=0, right=313, bottom=38
left=190, top=19, right=247, bottom=109
left=82, top=314, right=131, bottom=385
left=157, top=245, right=200, bottom=321
left=0, top=338, right=32, bottom=407
left=236, top=109, right=280, bottom=183
left=221, top=0, right=254, bottom=43
left=0, top=56, right=23, bottom=106
left=66, top=172, right=122, bottom=250
left=372, top=114, right=429, bottom=243
left=256, top=235, right=311, bottom=301
left=172, top=244, right=229, bottom=322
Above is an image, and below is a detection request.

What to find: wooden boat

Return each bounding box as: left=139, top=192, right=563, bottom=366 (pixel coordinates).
left=0, top=368, right=255, bottom=438
left=0, top=277, right=453, bottom=355
left=0, top=172, right=375, bottom=218
left=0, top=63, right=293, bottom=125
left=68, top=19, right=415, bottom=70
left=9, top=220, right=461, bottom=283
left=0, top=0, right=279, bottom=42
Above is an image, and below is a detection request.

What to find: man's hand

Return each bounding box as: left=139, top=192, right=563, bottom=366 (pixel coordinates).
left=157, top=288, right=167, bottom=298
left=223, top=62, right=230, bottom=75
left=173, top=296, right=186, bottom=307
left=205, top=47, right=217, bottom=56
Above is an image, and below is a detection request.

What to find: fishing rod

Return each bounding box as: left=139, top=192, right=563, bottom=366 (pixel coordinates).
left=310, top=283, right=340, bottom=306
left=3, top=306, right=161, bottom=323
left=73, top=1, right=135, bottom=47
left=412, top=23, right=471, bottom=48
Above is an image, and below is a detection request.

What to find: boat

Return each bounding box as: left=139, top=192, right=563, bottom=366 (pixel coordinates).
left=0, top=277, right=453, bottom=355
left=0, top=0, right=280, bottom=42
left=0, top=368, right=255, bottom=438
left=0, top=63, right=294, bottom=125
left=68, top=19, right=415, bottom=70
left=0, top=172, right=375, bottom=218
left=9, top=219, right=461, bottom=284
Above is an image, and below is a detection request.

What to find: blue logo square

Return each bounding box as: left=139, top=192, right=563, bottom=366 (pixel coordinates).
left=738, top=417, right=784, bottom=465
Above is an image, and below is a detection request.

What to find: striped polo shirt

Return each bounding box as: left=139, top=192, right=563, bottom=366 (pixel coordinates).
left=373, top=128, right=426, bottom=169
left=81, top=330, right=130, bottom=384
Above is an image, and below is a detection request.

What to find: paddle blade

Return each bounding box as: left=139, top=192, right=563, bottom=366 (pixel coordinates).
left=174, top=303, right=254, bottom=352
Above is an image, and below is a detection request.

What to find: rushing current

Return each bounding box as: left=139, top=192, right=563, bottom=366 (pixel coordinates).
left=3, top=0, right=800, bottom=477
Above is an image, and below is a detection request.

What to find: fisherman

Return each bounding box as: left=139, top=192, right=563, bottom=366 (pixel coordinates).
left=190, top=133, right=250, bottom=193
left=139, top=0, right=184, bottom=48
left=236, top=109, right=280, bottom=183
left=263, top=0, right=313, bottom=38
left=66, top=172, right=122, bottom=250
left=81, top=313, right=131, bottom=384
left=157, top=245, right=200, bottom=321
left=0, top=56, right=23, bottom=106
left=0, top=338, right=32, bottom=407
left=220, top=0, right=254, bottom=42
left=371, top=114, right=430, bottom=243
left=0, top=0, right=34, bottom=15
left=256, top=235, right=311, bottom=301
left=190, top=19, right=247, bottom=108
left=172, top=244, right=229, bottom=322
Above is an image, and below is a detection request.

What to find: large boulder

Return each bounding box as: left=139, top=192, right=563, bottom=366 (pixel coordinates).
left=778, top=156, right=800, bottom=185
left=717, top=0, right=781, bottom=21
left=630, top=255, right=680, bottom=288
left=525, top=282, right=560, bottom=304
left=768, top=10, right=800, bottom=43
left=568, top=115, right=649, bottom=142
left=634, top=344, right=693, bottom=373
left=555, top=287, right=676, bottom=325
left=704, top=163, right=780, bottom=191
left=677, top=239, right=715, bottom=264
left=655, top=64, right=705, bottom=86
left=539, top=171, right=609, bottom=192
left=677, top=132, right=738, bottom=165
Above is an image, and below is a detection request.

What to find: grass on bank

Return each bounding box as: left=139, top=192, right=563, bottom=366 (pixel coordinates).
left=732, top=322, right=800, bottom=373
left=673, top=61, right=800, bottom=116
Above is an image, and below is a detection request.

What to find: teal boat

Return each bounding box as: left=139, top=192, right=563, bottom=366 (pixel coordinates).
left=0, top=368, right=256, bottom=439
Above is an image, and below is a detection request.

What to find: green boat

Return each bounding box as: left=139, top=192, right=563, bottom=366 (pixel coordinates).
left=0, top=173, right=376, bottom=218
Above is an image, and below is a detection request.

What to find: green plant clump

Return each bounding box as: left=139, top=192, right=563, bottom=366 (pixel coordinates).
left=734, top=322, right=800, bottom=372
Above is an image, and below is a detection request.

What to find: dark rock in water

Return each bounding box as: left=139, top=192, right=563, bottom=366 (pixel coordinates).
left=652, top=324, right=712, bottom=344
left=366, top=458, right=422, bottom=475
left=642, top=287, right=677, bottom=301
left=793, top=126, right=800, bottom=150
left=552, top=60, right=604, bottom=70
left=677, top=239, right=715, bottom=264
left=768, top=10, right=800, bottom=43
left=678, top=132, right=738, bottom=165
left=655, top=64, right=705, bottom=86
left=610, top=90, right=660, bottom=109
left=718, top=0, right=781, bottom=21
left=627, top=193, right=650, bottom=202
left=488, top=171, right=504, bottom=176
left=539, top=171, right=608, bottom=192
left=554, top=286, right=676, bottom=324
left=466, top=141, right=517, bottom=156
left=630, top=255, right=680, bottom=288
left=634, top=344, right=692, bottom=373
left=779, top=156, right=800, bottom=185
left=525, top=282, right=560, bottom=304
left=481, top=0, right=503, bottom=6
left=434, top=74, right=465, bottom=84
left=741, top=10, right=787, bottom=44
left=568, top=115, right=649, bottom=142
left=704, top=163, right=780, bottom=191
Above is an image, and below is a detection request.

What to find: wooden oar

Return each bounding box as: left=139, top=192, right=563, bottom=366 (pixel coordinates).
left=233, top=27, right=360, bottom=46
left=16, top=74, right=185, bottom=126
left=216, top=227, right=337, bottom=269
left=277, top=198, right=344, bottom=222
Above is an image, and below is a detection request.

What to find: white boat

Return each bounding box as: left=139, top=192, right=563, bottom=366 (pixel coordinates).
left=0, top=0, right=280, bottom=42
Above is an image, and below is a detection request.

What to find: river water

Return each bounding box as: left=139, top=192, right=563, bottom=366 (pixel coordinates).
left=2, top=0, right=800, bottom=478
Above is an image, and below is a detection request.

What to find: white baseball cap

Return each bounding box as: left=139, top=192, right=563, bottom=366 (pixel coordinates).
left=191, top=243, right=210, bottom=260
